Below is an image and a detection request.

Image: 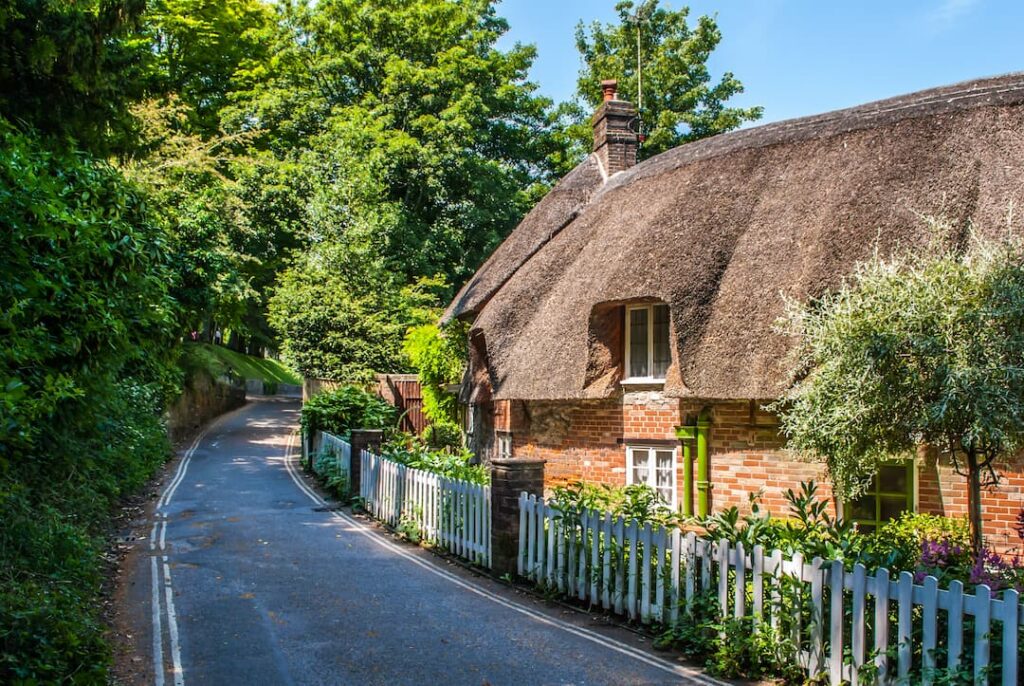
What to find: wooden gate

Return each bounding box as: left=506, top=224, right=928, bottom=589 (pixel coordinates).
left=376, top=374, right=427, bottom=435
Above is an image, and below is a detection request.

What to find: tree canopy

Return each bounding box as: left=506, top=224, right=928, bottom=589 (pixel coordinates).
left=571, top=0, right=762, bottom=160
left=774, top=227, right=1024, bottom=551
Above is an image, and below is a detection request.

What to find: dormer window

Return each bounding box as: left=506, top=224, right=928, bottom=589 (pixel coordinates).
left=624, top=303, right=671, bottom=381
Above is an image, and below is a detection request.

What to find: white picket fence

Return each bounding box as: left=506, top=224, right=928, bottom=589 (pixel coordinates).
left=360, top=450, right=491, bottom=567
left=313, top=431, right=352, bottom=481
left=518, top=494, right=1023, bottom=686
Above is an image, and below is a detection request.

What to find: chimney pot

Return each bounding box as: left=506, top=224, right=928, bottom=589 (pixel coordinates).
left=592, top=80, right=638, bottom=176
left=601, top=79, right=618, bottom=102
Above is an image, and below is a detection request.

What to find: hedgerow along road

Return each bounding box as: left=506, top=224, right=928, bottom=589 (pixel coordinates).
left=119, top=397, right=725, bottom=685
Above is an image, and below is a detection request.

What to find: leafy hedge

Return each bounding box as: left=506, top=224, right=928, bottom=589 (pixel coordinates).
left=300, top=385, right=398, bottom=439
left=0, top=123, right=178, bottom=683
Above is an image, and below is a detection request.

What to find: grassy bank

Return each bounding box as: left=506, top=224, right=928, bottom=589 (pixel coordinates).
left=187, top=343, right=301, bottom=386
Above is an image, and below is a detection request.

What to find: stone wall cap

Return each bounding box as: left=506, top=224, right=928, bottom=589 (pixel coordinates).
left=491, top=458, right=547, bottom=467
left=350, top=428, right=385, bottom=435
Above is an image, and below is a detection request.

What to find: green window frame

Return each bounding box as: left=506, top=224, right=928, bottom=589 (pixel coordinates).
left=845, top=461, right=915, bottom=534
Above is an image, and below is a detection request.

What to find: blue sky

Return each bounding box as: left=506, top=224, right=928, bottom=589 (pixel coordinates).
left=497, top=0, right=1024, bottom=125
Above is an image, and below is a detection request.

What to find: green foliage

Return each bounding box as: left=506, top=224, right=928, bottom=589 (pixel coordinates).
left=270, top=266, right=440, bottom=380
left=404, top=321, right=468, bottom=447
left=145, top=0, right=275, bottom=136
left=861, top=512, right=972, bottom=572
left=382, top=434, right=488, bottom=485
left=549, top=481, right=674, bottom=526
left=238, top=0, right=574, bottom=376
left=570, top=0, right=762, bottom=160
left=313, top=449, right=351, bottom=501
left=0, top=123, right=178, bottom=683
left=698, top=481, right=856, bottom=561
left=187, top=343, right=301, bottom=385
left=0, top=0, right=149, bottom=154
left=301, top=386, right=398, bottom=439
left=773, top=227, right=1024, bottom=549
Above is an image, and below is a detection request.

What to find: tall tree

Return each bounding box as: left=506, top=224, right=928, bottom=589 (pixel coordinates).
left=572, top=0, right=762, bottom=159
left=773, top=229, right=1024, bottom=553
left=228, top=0, right=564, bottom=287
left=146, top=0, right=274, bottom=136
left=0, top=0, right=150, bottom=153
left=248, top=0, right=573, bottom=376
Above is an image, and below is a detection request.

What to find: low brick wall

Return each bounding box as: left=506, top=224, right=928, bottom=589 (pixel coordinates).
left=166, top=371, right=246, bottom=444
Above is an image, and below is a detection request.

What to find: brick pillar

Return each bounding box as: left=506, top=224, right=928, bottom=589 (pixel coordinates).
left=490, top=458, right=545, bottom=578
left=349, top=429, right=384, bottom=499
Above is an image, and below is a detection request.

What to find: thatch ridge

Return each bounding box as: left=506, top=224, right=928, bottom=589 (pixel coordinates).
left=450, top=72, right=1024, bottom=401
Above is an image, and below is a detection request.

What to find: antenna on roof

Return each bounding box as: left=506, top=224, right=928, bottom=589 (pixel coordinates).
left=630, top=6, right=649, bottom=143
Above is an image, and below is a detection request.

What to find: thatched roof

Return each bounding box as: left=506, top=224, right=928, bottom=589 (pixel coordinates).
left=446, top=73, right=1024, bottom=401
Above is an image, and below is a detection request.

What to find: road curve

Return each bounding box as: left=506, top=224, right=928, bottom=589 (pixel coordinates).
left=121, top=398, right=720, bottom=686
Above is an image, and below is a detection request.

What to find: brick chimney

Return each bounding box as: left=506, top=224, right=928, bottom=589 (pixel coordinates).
left=592, top=79, right=639, bottom=176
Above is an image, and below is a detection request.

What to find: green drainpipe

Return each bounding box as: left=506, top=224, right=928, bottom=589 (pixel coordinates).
left=696, top=409, right=712, bottom=517
left=675, top=423, right=697, bottom=517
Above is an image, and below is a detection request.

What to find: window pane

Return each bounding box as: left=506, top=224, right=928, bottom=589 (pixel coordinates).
left=880, top=496, right=909, bottom=522
left=652, top=304, right=671, bottom=378
left=849, top=496, right=875, bottom=521
left=879, top=464, right=908, bottom=494
left=631, top=448, right=650, bottom=486
left=629, top=308, right=649, bottom=377
left=655, top=450, right=674, bottom=503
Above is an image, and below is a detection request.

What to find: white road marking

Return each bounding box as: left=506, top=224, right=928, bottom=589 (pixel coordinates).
left=163, top=558, right=184, bottom=686
left=281, top=431, right=723, bottom=686
left=151, top=557, right=165, bottom=686
left=148, top=404, right=249, bottom=686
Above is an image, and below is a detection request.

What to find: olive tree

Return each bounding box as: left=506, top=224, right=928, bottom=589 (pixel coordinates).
left=773, top=231, right=1024, bottom=552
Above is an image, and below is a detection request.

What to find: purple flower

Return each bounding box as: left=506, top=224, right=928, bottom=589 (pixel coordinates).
left=919, top=538, right=964, bottom=569
left=968, top=547, right=1023, bottom=592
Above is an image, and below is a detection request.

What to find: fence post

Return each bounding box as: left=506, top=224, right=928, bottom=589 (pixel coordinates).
left=305, top=428, right=316, bottom=470
left=349, top=429, right=384, bottom=499
left=490, top=458, right=545, bottom=578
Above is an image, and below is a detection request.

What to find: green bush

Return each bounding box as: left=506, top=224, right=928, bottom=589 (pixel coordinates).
left=300, top=385, right=398, bottom=439
left=403, top=321, right=467, bottom=447
left=381, top=433, right=488, bottom=485
left=860, top=512, right=971, bottom=572
left=313, top=450, right=351, bottom=501
left=548, top=481, right=674, bottom=526
left=0, top=122, right=178, bottom=683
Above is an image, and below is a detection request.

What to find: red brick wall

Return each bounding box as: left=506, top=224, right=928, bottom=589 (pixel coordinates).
left=918, top=451, right=1024, bottom=551
left=487, top=394, right=1024, bottom=548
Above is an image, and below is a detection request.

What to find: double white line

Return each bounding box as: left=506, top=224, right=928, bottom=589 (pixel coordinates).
left=150, top=410, right=236, bottom=686
left=280, top=432, right=726, bottom=686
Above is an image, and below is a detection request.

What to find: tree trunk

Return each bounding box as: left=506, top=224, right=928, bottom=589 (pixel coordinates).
left=966, top=448, right=984, bottom=554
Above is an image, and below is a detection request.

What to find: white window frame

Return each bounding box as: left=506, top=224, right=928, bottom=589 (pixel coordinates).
left=497, top=432, right=512, bottom=460
left=625, top=444, right=677, bottom=509
left=623, top=303, right=670, bottom=382
left=464, top=403, right=475, bottom=450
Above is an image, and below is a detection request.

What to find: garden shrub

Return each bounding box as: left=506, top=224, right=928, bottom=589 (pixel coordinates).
left=381, top=433, right=488, bottom=485
left=313, top=449, right=351, bottom=502
left=548, top=481, right=674, bottom=526
left=300, top=385, right=398, bottom=439
left=403, top=321, right=468, bottom=450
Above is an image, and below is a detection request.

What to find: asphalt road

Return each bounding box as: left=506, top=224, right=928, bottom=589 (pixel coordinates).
left=121, top=398, right=721, bottom=686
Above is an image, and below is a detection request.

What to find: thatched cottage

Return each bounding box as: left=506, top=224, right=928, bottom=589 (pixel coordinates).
left=444, top=74, right=1024, bottom=547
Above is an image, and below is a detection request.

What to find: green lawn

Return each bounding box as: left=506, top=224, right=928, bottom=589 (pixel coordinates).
left=188, top=343, right=302, bottom=385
